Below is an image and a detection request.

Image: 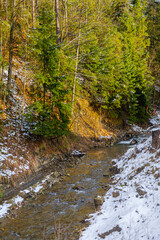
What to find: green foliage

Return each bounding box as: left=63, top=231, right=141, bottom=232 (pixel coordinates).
left=26, top=101, right=70, bottom=137
left=26, top=2, right=71, bottom=138
left=0, top=0, right=157, bottom=128
left=119, top=0, right=152, bottom=122
left=79, top=0, right=152, bottom=123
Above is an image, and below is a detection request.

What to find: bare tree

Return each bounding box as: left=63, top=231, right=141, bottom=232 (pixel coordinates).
left=32, top=0, right=35, bottom=28
left=7, top=0, right=16, bottom=97
left=55, top=0, right=61, bottom=44
left=72, top=26, right=81, bottom=115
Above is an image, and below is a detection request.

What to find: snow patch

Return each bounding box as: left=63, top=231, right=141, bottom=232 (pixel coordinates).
left=0, top=202, right=12, bottom=218
left=80, top=135, right=160, bottom=240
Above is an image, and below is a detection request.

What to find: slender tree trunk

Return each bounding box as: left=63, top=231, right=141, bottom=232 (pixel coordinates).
left=0, top=24, right=2, bottom=80
left=7, top=0, right=16, bottom=97
left=43, top=62, right=46, bottom=109
left=22, top=35, right=28, bottom=115
left=65, top=0, right=68, bottom=41
left=61, top=0, right=68, bottom=41
left=35, top=0, right=38, bottom=9
left=72, top=27, right=81, bottom=115
left=0, top=0, right=3, bottom=10
left=55, top=0, right=61, bottom=44
left=5, top=0, right=8, bottom=21
left=98, top=0, right=101, bottom=20
left=32, top=0, right=35, bottom=28
left=0, top=24, right=3, bottom=99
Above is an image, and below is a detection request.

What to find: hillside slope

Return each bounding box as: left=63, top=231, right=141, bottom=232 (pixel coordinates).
left=80, top=113, right=160, bottom=240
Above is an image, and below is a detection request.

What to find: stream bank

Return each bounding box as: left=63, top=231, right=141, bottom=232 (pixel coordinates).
left=1, top=111, right=157, bottom=239
left=79, top=125, right=160, bottom=240
left=0, top=143, right=129, bottom=239
left=1, top=125, right=132, bottom=201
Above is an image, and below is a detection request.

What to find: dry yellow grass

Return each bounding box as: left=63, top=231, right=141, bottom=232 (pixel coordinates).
left=70, top=98, right=113, bottom=139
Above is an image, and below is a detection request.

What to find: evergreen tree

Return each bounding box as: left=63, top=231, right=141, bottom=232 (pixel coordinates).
left=147, top=0, right=160, bottom=94
left=26, top=2, right=71, bottom=138
left=120, top=0, right=152, bottom=122
left=80, top=0, right=152, bottom=122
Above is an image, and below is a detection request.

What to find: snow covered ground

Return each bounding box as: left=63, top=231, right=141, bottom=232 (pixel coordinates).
left=0, top=111, right=160, bottom=230
left=0, top=174, right=53, bottom=218
left=80, top=115, right=160, bottom=240
left=0, top=141, right=30, bottom=178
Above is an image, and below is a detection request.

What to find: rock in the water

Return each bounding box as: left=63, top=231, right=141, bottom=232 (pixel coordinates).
left=109, top=166, right=120, bottom=174
left=152, top=129, right=160, bottom=149
left=103, top=172, right=110, bottom=177
left=71, top=150, right=86, bottom=157
left=72, top=184, right=83, bottom=190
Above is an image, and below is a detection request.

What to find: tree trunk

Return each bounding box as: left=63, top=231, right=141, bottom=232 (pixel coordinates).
left=64, top=0, right=68, bottom=41
left=5, top=0, right=8, bottom=21
left=32, top=0, right=35, bottom=28
left=72, top=27, right=81, bottom=115
left=0, top=24, right=3, bottom=99
left=7, top=0, right=16, bottom=97
left=35, top=0, right=38, bottom=10
left=43, top=83, right=46, bottom=109
left=55, top=0, right=61, bottom=44
left=0, top=24, right=2, bottom=81
left=61, top=0, right=68, bottom=41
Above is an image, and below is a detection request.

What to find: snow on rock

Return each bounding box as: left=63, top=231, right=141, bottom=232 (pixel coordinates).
left=31, top=184, right=43, bottom=193
left=71, top=150, right=86, bottom=157
left=13, top=195, right=24, bottom=205
left=0, top=196, right=24, bottom=218
left=0, top=143, right=30, bottom=178
left=0, top=202, right=12, bottom=218
left=99, top=135, right=113, bottom=140
left=0, top=174, right=53, bottom=219
left=131, top=124, right=144, bottom=132
left=150, top=111, right=160, bottom=126
left=80, top=136, right=160, bottom=240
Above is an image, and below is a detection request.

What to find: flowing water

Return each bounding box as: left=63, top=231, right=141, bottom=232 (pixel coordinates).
left=0, top=144, right=128, bottom=240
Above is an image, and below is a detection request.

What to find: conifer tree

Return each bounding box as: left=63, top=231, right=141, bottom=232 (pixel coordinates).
left=120, top=0, right=152, bottom=122
left=26, top=2, right=70, bottom=137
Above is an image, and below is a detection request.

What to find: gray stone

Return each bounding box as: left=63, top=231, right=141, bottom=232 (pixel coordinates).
left=152, top=129, right=160, bottom=149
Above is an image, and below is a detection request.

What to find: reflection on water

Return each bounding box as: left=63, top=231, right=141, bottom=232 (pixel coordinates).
left=1, top=144, right=128, bottom=240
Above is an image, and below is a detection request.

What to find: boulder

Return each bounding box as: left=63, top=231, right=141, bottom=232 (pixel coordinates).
left=136, top=188, right=147, bottom=197
left=130, top=139, right=138, bottom=145
left=112, top=191, right=120, bottom=198
left=103, top=172, right=110, bottom=178
left=152, top=129, right=160, bottom=149
left=109, top=166, right=120, bottom=174
left=94, top=195, right=104, bottom=210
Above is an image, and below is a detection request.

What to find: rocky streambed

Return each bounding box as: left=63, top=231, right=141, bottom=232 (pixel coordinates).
left=0, top=144, right=129, bottom=240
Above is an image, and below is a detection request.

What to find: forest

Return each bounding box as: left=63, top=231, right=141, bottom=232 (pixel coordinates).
left=1, top=1, right=160, bottom=239
left=0, top=0, right=160, bottom=138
